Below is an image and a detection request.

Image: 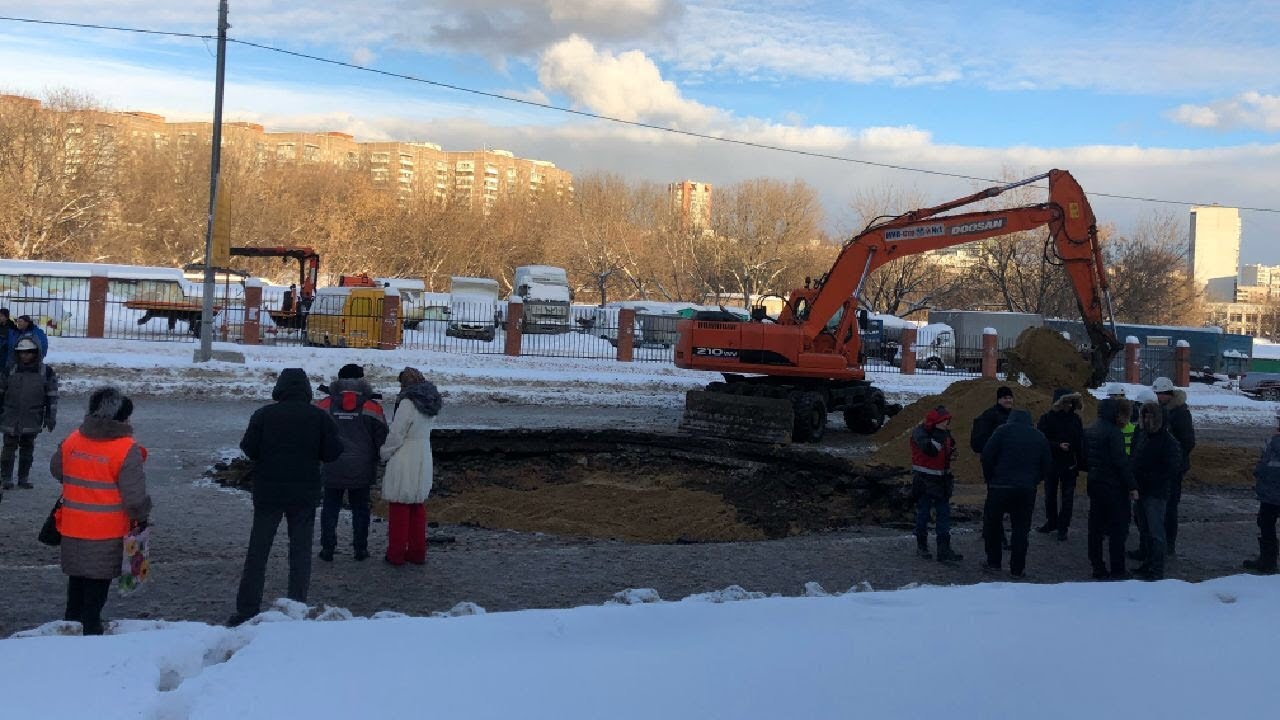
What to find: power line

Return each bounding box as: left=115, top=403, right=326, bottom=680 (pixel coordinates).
left=3, top=14, right=1279, bottom=214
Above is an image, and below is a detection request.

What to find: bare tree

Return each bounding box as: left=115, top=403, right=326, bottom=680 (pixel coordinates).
left=846, top=184, right=955, bottom=317
left=710, top=178, right=824, bottom=308
left=0, top=91, right=118, bottom=259
left=1104, top=213, right=1202, bottom=325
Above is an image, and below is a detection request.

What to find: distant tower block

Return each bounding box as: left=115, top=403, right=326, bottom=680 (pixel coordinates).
left=670, top=180, right=712, bottom=231
left=1189, top=205, right=1240, bottom=302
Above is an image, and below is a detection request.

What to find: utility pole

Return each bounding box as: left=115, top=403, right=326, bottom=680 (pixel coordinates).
left=197, top=0, right=229, bottom=362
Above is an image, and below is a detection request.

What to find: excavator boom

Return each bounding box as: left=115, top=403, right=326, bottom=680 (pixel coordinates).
left=675, top=169, right=1121, bottom=443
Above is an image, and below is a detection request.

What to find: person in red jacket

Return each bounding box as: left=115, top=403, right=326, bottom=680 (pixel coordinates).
left=910, top=405, right=963, bottom=563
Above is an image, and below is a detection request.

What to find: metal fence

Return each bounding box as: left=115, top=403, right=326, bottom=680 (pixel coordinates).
left=860, top=328, right=1016, bottom=378
left=1106, top=345, right=1175, bottom=385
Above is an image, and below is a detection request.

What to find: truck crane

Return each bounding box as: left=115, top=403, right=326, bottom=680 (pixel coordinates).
left=674, top=169, right=1122, bottom=443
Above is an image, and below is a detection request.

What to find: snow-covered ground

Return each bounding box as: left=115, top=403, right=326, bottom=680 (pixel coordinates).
left=4, top=576, right=1276, bottom=720
left=46, top=338, right=1276, bottom=423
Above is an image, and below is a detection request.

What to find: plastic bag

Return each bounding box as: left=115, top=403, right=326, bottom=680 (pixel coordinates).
left=118, top=526, right=151, bottom=595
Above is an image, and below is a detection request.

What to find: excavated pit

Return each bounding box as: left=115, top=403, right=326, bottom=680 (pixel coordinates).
left=205, top=429, right=918, bottom=543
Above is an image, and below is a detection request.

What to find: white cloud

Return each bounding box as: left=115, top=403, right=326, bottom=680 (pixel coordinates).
left=1168, top=92, right=1280, bottom=132
left=537, top=35, right=719, bottom=127
left=351, top=47, right=376, bottom=66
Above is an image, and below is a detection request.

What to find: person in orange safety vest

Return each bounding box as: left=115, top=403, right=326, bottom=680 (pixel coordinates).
left=50, top=387, right=151, bottom=635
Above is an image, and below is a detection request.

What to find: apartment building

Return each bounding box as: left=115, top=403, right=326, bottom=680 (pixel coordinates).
left=670, top=180, right=711, bottom=230
left=1189, top=205, right=1241, bottom=302
left=1, top=94, right=573, bottom=208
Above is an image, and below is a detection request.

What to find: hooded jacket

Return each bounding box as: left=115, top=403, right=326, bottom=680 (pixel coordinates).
left=1131, top=405, right=1183, bottom=500
left=1162, top=389, right=1195, bottom=468
left=1085, top=399, right=1136, bottom=497
left=1254, top=432, right=1280, bottom=506
left=981, top=409, right=1052, bottom=490
left=1037, top=388, right=1085, bottom=473
left=316, top=378, right=388, bottom=489
left=240, top=369, right=345, bottom=505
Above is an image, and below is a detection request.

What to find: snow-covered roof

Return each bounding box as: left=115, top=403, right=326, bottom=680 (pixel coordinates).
left=1253, top=341, right=1280, bottom=360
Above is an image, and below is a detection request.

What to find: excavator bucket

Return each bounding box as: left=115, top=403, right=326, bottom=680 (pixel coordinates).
left=679, top=389, right=795, bottom=444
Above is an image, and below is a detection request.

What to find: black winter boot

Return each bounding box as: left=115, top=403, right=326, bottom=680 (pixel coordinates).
left=936, top=537, right=963, bottom=563
left=1242, top=536, right=1279, bottom=574
left=916, top=533, right=932, bottom=560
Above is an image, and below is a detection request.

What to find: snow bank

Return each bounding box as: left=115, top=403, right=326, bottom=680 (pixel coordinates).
left=2, top=577, right=1276, bottom=719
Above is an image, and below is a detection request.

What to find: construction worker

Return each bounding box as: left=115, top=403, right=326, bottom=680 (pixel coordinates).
left=910, top=405, right=963, bottom=563
left=1106, top=384, right=1137, bottom=455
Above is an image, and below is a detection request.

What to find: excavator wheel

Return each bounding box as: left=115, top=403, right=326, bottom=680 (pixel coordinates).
left=790, top=392, right=827, bottom=443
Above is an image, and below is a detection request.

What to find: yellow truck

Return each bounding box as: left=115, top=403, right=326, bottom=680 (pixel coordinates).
left=304, top=287, right=402, bottom=349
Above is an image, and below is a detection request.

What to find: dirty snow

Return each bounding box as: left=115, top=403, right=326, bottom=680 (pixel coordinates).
left=3, top=577, right=1276, bottom=720
left=46, top=338, right=1275, bottom=424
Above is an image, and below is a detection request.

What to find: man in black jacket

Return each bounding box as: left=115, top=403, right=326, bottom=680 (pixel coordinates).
left=1153, top=377, right=1195, bottom=556
left=229, top=368, right=344, bottom=626
left=1036, top=388, right=1085, bottom=540
left=1085, top=398, right=1138, bottom=580
left=980, top=409, right=1052, bottom=577
left=972, top=386, right=1015, bottom=549
left=317, top=364, right=388, bottom=562
left=1131, top=403, right=1182, bottom=580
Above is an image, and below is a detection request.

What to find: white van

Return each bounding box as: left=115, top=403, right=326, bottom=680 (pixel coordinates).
left=447, top=277, right=499, bottom=342
left=509, top=265, right=571, bottom=334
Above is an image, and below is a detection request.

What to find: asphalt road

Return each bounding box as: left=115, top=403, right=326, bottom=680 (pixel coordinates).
left=0, top=395, right=1270, bottom=636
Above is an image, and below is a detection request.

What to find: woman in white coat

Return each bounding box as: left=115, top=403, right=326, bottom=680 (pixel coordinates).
left=379, top=368, right=442, bottom=565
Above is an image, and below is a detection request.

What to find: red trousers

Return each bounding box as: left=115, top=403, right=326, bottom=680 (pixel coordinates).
left=386, top=502, right=427, bottom=565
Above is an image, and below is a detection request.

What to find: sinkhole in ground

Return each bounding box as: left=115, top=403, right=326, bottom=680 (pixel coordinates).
left=206, top=429, right=917, bottom=543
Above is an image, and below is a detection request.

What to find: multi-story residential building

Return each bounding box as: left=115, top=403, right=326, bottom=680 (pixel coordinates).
left=1207, top=301, right=1279, bottom=337
left=1, top=94, right=572, bottom=209
left=1189, top=205, right=1241, bottom=302
left=1241, top=263, right=1280, bottom=288
left=669, top=180, right=711, bottom=231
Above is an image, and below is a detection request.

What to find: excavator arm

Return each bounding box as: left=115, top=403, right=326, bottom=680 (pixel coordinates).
left=800, top=169, right=1120, bottom=384
left=675, top=169, right=1121, bottom=444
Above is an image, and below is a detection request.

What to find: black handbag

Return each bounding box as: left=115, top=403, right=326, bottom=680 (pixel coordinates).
left=38, top=499, right=62, bottom=547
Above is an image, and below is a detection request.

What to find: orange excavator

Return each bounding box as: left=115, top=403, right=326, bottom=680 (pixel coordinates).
left=674, top=169, right=1122, bottom=443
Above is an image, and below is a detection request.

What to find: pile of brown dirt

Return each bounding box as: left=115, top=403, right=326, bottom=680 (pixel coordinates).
left=870, top=378, right=1093, bottom=485
left=871, top=327, right=1102, bottom=486
left=1187, top=445, right=1258, bottom=488
left=1004, top=327, right=1096, bottom=391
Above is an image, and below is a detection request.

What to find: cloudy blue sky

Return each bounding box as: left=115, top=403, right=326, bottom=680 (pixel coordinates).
left=2, top=0, right=1278, bottom=262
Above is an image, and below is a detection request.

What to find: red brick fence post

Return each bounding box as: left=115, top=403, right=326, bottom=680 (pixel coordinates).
left=899, top=326, right=917, bottom=375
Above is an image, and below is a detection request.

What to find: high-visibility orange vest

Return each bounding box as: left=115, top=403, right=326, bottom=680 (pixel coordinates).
left=56, top=431, right=144, bottom=540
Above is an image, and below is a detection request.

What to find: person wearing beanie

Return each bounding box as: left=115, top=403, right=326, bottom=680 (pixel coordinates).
left=0, top=335, right=58, bottom=490
left=49, top=387, right=150, bottom=635
left=1036, top=387, right=1085, bottom=540
left=316, top=364, right=387, bottom=562
left=1242, top=408, right=1280, bottom=575
left=1153, top=376, right=1194, bottom=557
left=909, top=405, right=963, bottom=563
left=228, top=368, right=344, bottom=627
left=970, top=385, right=1016, bottom=550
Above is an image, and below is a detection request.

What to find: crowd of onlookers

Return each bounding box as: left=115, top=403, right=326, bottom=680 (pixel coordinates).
left=911, top=379, right=1280, bottom=580
left=8, top=323, right=1279, bottom=635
